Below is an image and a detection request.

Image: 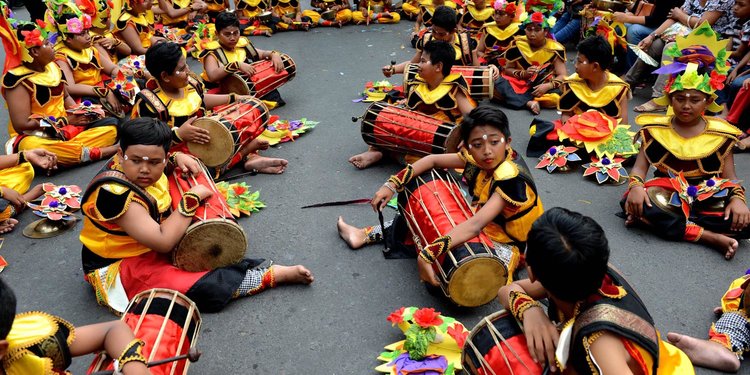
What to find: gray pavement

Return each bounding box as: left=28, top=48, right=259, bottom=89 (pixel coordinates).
left=0, top=9, right=748, bottom=374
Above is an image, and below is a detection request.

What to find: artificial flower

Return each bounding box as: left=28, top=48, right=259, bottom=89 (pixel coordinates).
left=387, top=307, right=406, bottom=325
left=412, top=308, right=443, bottom=328
left=65, top=17, right=83, bottom=34
left=709, top=70, right=726, bottom=91
left=530, top=11, right=543, bottom=24
left=446, top=323, right=468, bottom=348
left=20, top=29, right=42, bottom=47
left=536, top=145, right=581, bottom=173
left=582, top=156, right=628, bottom=184
left=41, top=183, right=82, bottom=209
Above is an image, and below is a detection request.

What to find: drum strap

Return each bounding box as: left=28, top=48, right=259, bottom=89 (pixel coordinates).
left=83, top=169, right=160, bottom=222
left=459, top=32, right=473, bottom=66
left=136, top=89, right=169, bottom=123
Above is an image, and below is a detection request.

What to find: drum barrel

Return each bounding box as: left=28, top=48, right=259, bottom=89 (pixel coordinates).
left=463, top=311, right=527, bottom=374
left=359, top=103, right=456, bottom=156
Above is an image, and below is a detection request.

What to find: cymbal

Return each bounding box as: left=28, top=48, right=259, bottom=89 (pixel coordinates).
left=22, top=217, right=78, bottom=239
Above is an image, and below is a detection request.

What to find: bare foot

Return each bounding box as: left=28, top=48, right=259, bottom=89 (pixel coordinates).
left=272, top=265, right=314, bottom=284
left=699, top=230, right=739, bottom=260
left=244, top=155, right=288, bottom=174
left=246, top=138, right=270, bottom=153
left=348, top=150, right=383, bottom=169
left=0, top=218, right=18, bottom=234
left=337, top=216, right=367, bottom=249
left=526, top=100, right=541, bottom=115
left=735, top=137, right=750, bottom=152
left=667, top=332, right=740, bottom=372
left=713, top=306, right=723, bottom=315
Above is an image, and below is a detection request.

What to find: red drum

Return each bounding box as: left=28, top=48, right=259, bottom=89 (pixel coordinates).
left=462, top=310, right=544, bottom=375
left=359, top=102, right=461, bottom=156
left=399, top=169, right=511, bottom=307
left=188, top=97, right=270, bottom=169
left=88, top=289, right=202, bottom=375
left=219, top=52, right=296, bottom=98
left=404, top=63, right=495, bottom=100
left=167, top=162, right=247, bottom=272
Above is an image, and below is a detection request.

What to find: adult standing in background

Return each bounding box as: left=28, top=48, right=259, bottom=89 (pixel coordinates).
left=612, top=0, right=685, bottom=69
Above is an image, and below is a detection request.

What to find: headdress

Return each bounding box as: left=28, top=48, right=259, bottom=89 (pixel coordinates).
left=45, top=0, right=92, bottom=36
left=76, top=0, right=112, bottom=29
left=493, top=0, right=522, bottom=20
left=519, top=0, right=561, bottom=29
left=0, top=1, right=57, bottom=73
left=653, top=22, right=730, bottom=113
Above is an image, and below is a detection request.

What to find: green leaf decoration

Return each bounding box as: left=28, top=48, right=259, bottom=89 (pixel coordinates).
left=665, top=44, right=681, bottom=58
left=380, top=350, right=401, bottom=361
left=595, top=126, right=639, bottom=158
left=445, top=363, right=455, bottom=375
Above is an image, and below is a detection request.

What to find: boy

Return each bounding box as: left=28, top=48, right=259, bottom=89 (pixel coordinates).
left=304, top=0, right=353, bottom=27
left=77, top=0, right=133, bottom=62
left=0, top=277, right=151, bottom=375
left=339, top=104, right=542, bottom=285
left=113, top=0, right=162, bottom=55
left=0, top=9, right=119, bottom=167
left=350, top=40, right=475, bottom=169
left=269, top=0, right=312, bottom=31
left=134, top=41, right=288, bottom=175
left=80, top=117, right=313, bottom=314
left=476, top=0, right=521, bottom=65
left=352, top=0, right=400, bottom=24
left=497, top=208, right=694, bottom=374
left=623, top=23, right=749, bottom=260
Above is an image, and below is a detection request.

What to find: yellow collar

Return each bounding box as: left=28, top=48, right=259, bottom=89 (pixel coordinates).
left=55, top=45, right=96, bottom=64
left=484, top=22, right=520, bottom=42
left=155, top=83, right=204, bottom=118
left=637, top=115, right=740, bottom=160
left=466, top=4, right=493, bottom=21
left=119, top=10, right=154, bottom=25
left=8, top=63, right=63, bottom=87
left=564, top=72, right=629, bottom=108
left=111, top=155, right=172, bottom=212
left=413, top=73, right=462, bottom=104
left=515, top=36, right=564, bottom=65
left=4, top=312, right=76, bottom=375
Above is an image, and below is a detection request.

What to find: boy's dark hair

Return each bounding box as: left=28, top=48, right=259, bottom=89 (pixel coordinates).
left=577, top=36, right=612, bottom=71
left=525, top=207, right=610, bottom=302
left=119, top=117, right=172, bottom=153
left=0, top=277, right=17, bottom=340
left=145, top=42, right=182, bottom=80
left=215, top=11, right=240, bottom=32
left=460, top=104, right=511, bottom=142
left=432, top=5, right=458, bottom=32
left=422, top=40, right=455, bottom=76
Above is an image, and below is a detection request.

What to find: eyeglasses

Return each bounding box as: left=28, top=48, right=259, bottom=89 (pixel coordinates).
left=123, top=154, right=166, bottom=166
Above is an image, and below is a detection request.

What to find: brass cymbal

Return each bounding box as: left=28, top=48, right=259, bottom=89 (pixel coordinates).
left=22, top=217, right=78, bottom=239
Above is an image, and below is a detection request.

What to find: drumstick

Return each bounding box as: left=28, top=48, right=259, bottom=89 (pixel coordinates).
left=89, top=348, right=202, bottom=375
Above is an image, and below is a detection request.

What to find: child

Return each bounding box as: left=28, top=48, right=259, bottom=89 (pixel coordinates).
left=303, top=0, right=353, bottom=27
left=476, top=0, right=521, bottom=66
left=458, top=0, right=493, bottom=35
left=79, top=117, right=313, bottom=314
left=269, top=0, right=312, bottom=31
left=339, top=104, right=542, bottom=285
left=113, top=0, right=162, bottom=55
left=352, top=0, right=400, bottom=24
left=47, top=0, right=124, bottom=115
left=0, top=8, right=119, bottom=167
left=497, top=207, right=694, bottom=374
left=153, top=0, right=207, bottom=28
left=351, top=40, right=475, bottom=169
left=0, top=149, right=57, bottom=233
left=411, top=0, right=456, bottom=42
left=623, top=23, right=749, bottom=260
left=667, top=272, right=750, bottom=372
left=491, top=0, right=567, bottom=115
left=0, top=277, right=151, bottom=375
left=383, top=6, right=478, bottom=78
left=236, top=0, right=274, bottom=36
left=200, top=11, right=289, bottom=106
left=77, top=0, right=133, bottom=62
left=134, top=41, right=288, bottom=175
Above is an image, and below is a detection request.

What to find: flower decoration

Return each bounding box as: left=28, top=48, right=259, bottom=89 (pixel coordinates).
left=215, top=182, right=265, bottom=218
left=20, top=28, right=43, bottom=47
left=356, top=80, right=400, bottom=103
left=493, top=0, right=517, bottom=15
left=594, top=125, right=639, bottom=159
left=66, top=101, right=105, bottom=118
left=41, top=183, right=82, bottom=209
left=582, top=156, right=628, bottom=184
left=695, top=177, right=740, bottom=202
left=530, top=11, right=543, bottom=24
left=107, top=70, right=138, bottom=104
left=28, top=200, right=75, bottom=221
left=65, top=17, right=82, bottom=33
left=555, top=110, right=618, bottom=154
left=665, top=171, right=695, bottom=218
left=258, top=117, right=318, bottom=145
left=118, top=55, right=147, bottom=79
left=376, top=306, right=468, bottom=375
left=536, top=145, right=582, bottom=173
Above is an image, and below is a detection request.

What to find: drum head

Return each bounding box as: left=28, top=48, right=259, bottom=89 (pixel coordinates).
left=321, top=9, right=336, bottom=20
left=444, top=125, right=462, bottom=153
left=220, top=74, right=251, bottom=96
left=175, top=219, right=247, bottom=272
left=447, top=256, right=507, bottom=307
left=188, top=118, right=234, bottom=168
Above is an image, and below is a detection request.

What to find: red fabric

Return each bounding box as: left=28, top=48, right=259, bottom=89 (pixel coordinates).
left=119, top=251, right=207, bottom=298
left=727, top=86, right=750, bottom=126
left=480, top=335, right=543, bottom=375
left=368, top=105, right=449, bottom=155
left=167, top=165, right=236, bottom=224
left=501, top=73, right=530, bottom=94
left=245, top=59, right=292, bottom=98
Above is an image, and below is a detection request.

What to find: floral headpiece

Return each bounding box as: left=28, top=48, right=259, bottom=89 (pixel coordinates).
left=45, top=0, right=92, bottom=36
left=519, top=0, right=561, bottom=29
left=76, top=0, right=112, bottom=29
left=0, top=1, right=57, bottom=71
left=493, top=0, right=517, bottom=14
left=653, top=22, right=730, bottom=113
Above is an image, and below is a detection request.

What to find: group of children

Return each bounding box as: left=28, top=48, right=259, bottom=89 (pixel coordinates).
left=0, top=0, right=749, bottom=372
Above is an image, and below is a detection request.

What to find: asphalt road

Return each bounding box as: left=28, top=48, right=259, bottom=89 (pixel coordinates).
left=1, top=8, right=749, bottom=374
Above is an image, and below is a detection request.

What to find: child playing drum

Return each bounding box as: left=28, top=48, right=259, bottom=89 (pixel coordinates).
left=339, top=104, right=543, bottom=286
left=497, top=208, right=694, bottom=374
left=0, top=277, right=152, bottom=375
left=350, top=40, right=475, bottom=169
left=134, top=42, right=288, bottom=175
left=79, top=117, right=313, bottom=314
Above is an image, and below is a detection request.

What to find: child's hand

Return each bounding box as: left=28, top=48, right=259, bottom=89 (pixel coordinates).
left=725, top=198, right=750, bottom=232
left=744, top=79, right=750, bottom=91
left=1, top=187, right=26, bottom=209
left=240, top=62, right=256, bottom=76
left=189, top=184, right=214, bottom=201
left=625, top=185, right=651, bottom=220
left=416, top=256, right=440, bottom=286
left=97, top=37, right=115, bottom=49
left=24, top=149, right=58, bottom=171
left=531, top=82, right=551, bottom=97
left=106, top=91, right=123, bottom=115
left=174, top=153, right=203, bottom=175
left=728, top=69, right=738, bottom=84
left=371, top=184, right=395, bottom=211
left=382, top=64, right=394, bottom=77
left=270, top=52, right=284, bottom=73
left=176, top=118, right=211, bottom=144
left=522, top=306, right=560, bottom=372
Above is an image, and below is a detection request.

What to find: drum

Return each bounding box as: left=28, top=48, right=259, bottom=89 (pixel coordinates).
left=219, top=53, right=296, bottom=98
left=168, top=163, right=247, bottom=272
left=399, top=169, right=511, bottom=307
left=358, top=102, right=461, bottom=157
left=188, top=97, right=270, bottom=168
left=88, top=289, right=202, bottom=375
left=320, top=9, right=336, bottom=20
left=372, top=4, right=384, bottom=12
left=404, top=63, right=494, bottom=100
left=462, top=310, right=544, bottom=375
left=258, top=10, right=272, bottom=22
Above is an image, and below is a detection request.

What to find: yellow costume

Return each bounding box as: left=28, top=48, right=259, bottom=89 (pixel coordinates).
left=159, top=0, right=192, bottom=25
left=400, top=0, right=426, bottom=19
left=1, top=63, right=118, bottom=166
left=54, top=45, right=105, bottom=89
left=236, top=0, right=274, bottom=35
left=405, top=73, right=474, bottom=123
left=558, top=72, right=630, bottom=119
left=480, top=21, right=520, bottom=57
left=91, top=31, right=122, bottom=63
left=459, top=1, right=493, bottom=32
left=114, top=9, right=155, bottom=50
left=132, top=78, right=205, bottom=129
left=271, top=0, right=312, bottom=30
left=352, top=0, right=401, bottom=24
left=304, top=0, right=354, bottom=25
left=2, top=312, right=76, bottom=375
left=205, top=0, right=229, bottom=13
left=0, top=162, right=34, bottom=222
left=418, top=0, right=456, bottom=26
left=417, top=31, right=475, bottom=66
left=198, top=37, right=261, bottom=83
